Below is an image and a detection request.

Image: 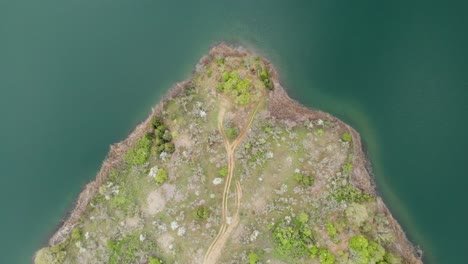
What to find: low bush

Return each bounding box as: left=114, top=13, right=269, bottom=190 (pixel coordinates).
left=155, top=168, right=168, bottom=184
left=248, top=252, right=260, bottom=264
left=193, top=206, right=210, bottom=221
left=218, top=166, right=228, bottom=177
left=294, top=173, right=314, bottom=186
left=341, top=132, right=352, bottom=142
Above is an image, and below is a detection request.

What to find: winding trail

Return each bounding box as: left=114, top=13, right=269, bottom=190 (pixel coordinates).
left=202, top=100, right=260, bottom=264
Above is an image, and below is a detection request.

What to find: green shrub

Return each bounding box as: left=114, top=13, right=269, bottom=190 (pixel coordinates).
left=226, top=127, right=238, bottom=140
left=273, top=215, right=314, bottom=258
left=193, top=206, right=210, bottom=221
left=218, top=166, right=228, bottom=177
left=155, top=168, right=168, bottom=184
left=125, top=137, right=152, bottom=166
left=332, top=184, right=372, bottom=203
left=298, top=212, right=309, bottom=224
left=318, top=249, right=335, bottom=264
left=248, top=252, right=260, bottom=264
left=152, top=117, right=163, bottom=128
left=163, top=142, right=175, bottom=153
left=348, top=235, right=387, bottom=264
left=236, top=92, right=251, bottom=105
left=260, top=70, right=274, bottom=90
left=71, top=228, right=81, bottom=241
left=341, top=132, right=352, bottom=142
left=294, top=173, right=314, bottom=186
left=162, top=130, right=172, bottom=142
left=342, top=163, right=353, bottom=172
left=148, top=256, right=162, bottom=264
left=326, top=222, right=337, bottom=238
left=217, top=70, right=253, bottom=105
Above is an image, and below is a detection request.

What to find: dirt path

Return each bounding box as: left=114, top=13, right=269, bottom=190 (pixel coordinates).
left=203, top=100, right=259, bottom=264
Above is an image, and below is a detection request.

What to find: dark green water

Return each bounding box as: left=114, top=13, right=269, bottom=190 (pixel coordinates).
left=1, top=0, right=467, bottom=263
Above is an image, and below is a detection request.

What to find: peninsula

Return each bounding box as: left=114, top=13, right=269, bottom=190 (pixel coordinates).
left=35, top=44, right=422, bottom=264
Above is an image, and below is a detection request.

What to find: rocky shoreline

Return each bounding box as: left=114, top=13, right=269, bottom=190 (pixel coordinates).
left=41, top=43, right=422, bottom=264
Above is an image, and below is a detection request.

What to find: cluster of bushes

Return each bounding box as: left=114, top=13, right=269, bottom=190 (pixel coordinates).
left=124, top=117, right=175, bottom=166
left=150, top=117, right=175, bottom=155
left=294, top=172, right=315, bottom=186
left=193, top=206, right=210, bottom=221
left=260, top=69, right=274, bottom=90
left=331, top=183, right=373, bottom=203
left=272, top=212, right=314, bottom=258
left=347, top=235, right=401, bottom=264
left=216, top=70, right=252, bottom=105
left=125, top=136, right=152, bottom=166
left=310, top=248, right=335, bottom=264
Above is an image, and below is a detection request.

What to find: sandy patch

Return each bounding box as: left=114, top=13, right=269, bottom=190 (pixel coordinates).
left=157, top=232, right=174, bottom=254
left=125, top=216, right=141, bottom=228
left=145, top=190, right=166, bottom=216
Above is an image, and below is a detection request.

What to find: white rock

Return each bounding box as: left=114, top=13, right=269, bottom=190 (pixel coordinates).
left=212, top=178, right=223, bottom=185
left=171, top=221, right=179, bottom=230
left=177, top=227, right=186, bottom=236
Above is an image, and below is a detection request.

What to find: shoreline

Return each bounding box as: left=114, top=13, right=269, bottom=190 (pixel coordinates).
left=41, top=42, right=422, bottom=263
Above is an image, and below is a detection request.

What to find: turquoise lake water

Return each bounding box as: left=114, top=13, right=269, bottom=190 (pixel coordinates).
left=1, top=0, right=467, bottom=263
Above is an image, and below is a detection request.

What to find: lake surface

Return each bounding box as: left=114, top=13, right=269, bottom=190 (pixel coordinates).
left=1, top=0, right=467, bottom=263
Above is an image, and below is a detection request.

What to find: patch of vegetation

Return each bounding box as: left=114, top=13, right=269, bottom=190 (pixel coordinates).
left=218, top=166, right=228, bottom=177
left=217, top=70, right=253, bottom=105
left=326, top=222, right=337, bottom=241
left=348, top=235, right=387, bottom=264
left=294, top=172, right=315, bottom=186
left=226, top=126, right=238, bottom=140
left=341, top=132, right=352, bottom=142
left=331, top=184, right=372, bottom=203
left=35, top=243, right=67, bottom=264
left=193, top=206, right=211, bottom=221
left=342, top=163, right=353, bottom=172
left=151, top=117, right=176, bottom=155
left=107, top=234, right=154, bottom=264
left=318, top=248, right=335, bottom=264
left=125, top=136, right=152, bottom=165
left=70, top=228, right=81, bottom=241
left=260, top=69, right=274, bottom=90
left=148, top=256, right=163, bottom=264
left=272, top=214, right=314, bottom=258
left=248, top=252, right=260, bottom=264
left=155, top=168, right=168, bottom=184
